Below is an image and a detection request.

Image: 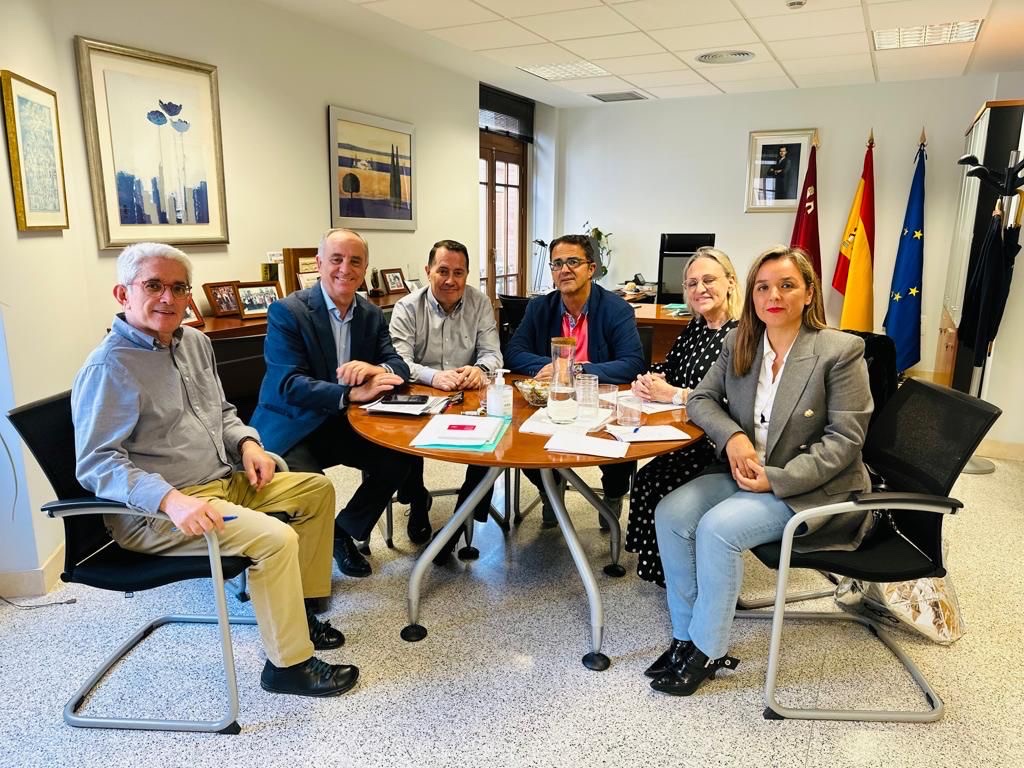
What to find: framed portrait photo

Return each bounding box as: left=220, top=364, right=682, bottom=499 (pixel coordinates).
left=745, top=128, right=815, bottom=213
left=1, top=70, right=69, bottom=230
left=203, top=281, right=240, bottom=317
left=182, top=296, right=204, bottom=328
left=328, top=105, right=415, bottom=231
left=75, top=37, right=229, bottom=248
left=405, top=277, right=422, bottom=292
left=234, top=280, right=283, bottom=320
left=380, top=268, right=408, bottom=295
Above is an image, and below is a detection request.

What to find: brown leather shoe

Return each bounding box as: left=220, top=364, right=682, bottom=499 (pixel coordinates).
left=260, top=657, right=359, bottom=697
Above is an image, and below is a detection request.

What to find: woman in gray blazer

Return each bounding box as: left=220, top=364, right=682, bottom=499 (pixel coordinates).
left=647, top=246, right=873, bottom=697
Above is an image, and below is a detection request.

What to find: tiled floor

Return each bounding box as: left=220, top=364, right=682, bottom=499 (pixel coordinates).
left=1, top=458, right=1021, bottom=768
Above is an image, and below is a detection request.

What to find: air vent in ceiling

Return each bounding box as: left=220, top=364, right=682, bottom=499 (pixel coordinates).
left=695, top=50, right=755, bottom=64
left=589, top=91, right=647, bottom=103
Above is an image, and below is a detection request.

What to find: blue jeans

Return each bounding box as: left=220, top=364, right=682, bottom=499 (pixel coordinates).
left=655, top=472, right=793, bottom=659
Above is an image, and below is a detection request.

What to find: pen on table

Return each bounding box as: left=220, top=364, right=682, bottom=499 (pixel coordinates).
left=632, top=427, right=640, bottom=433
left=172, top=515, right=236, bottom=532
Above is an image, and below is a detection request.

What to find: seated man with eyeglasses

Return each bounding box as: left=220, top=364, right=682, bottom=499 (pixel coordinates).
left=505, top=234, right=645, bottom=528
left=72, top=242, right=356, bottom=698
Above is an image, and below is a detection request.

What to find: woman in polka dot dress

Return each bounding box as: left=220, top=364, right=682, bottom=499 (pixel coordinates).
left=626, top=248, right=741, bottom=585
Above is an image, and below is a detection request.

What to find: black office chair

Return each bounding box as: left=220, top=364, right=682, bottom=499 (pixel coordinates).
left=656, top=233, right=715, bottom=304
left=6, top=391, right=258, bottom=734
left=637, top=325, right=654, bottom=370
left=738, top=379, right=1001, bottom=723
left=497, top=294, right=531, bottom=352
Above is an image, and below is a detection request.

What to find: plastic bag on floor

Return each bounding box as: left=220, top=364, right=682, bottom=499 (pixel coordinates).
left=834, top=573, right=965, bottom=645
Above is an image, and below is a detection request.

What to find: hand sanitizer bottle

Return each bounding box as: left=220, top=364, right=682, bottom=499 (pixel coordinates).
left=486, top=368, right=513, bottom=418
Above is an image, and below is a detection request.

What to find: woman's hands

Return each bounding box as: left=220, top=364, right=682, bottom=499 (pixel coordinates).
left=632, top=372, right=684, bottom=403
left=725, top=432, right=771, bottom=492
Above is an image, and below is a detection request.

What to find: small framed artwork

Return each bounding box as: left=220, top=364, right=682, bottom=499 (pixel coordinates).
left=1, top=70, right=69, bottom=230
left=381, top=268, right=408, bottom=295
left=405, top=277, right=422, bottom=292
left=282, top=246, right=318, bottom=294
left=745, top=128, right=815, bottom=213
left=75, top=37, right=229, bottom=248
left=234, top=280, right=283, bottom=320
left=328, top=105, right=415, bottom=231
left=182, top=296, right=204, bottom=328
left=297, top=272, right=320, bottom=290
left=203, top=281, right=240, bottom=317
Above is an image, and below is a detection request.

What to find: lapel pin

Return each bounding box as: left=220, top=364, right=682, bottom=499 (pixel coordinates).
left=804, top=409, right=814, bottom=417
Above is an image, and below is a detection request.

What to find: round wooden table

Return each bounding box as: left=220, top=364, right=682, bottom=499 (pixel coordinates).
left=347, top=378, right=703, bottom=670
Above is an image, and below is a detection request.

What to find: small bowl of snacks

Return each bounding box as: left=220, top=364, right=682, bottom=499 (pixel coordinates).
left=515, top=378, right=549, bottom=407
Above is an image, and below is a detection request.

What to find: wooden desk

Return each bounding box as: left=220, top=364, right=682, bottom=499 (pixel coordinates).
left=348, top=379, right=701, bottom=669
left=632, top=304, right=692, bottom=362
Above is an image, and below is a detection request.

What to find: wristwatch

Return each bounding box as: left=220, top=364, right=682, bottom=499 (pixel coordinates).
left=572, top=362, right=585, bottom=376
left=671, top=387, right=686, bottom=406
left=238, top=436, right=262, bottom=452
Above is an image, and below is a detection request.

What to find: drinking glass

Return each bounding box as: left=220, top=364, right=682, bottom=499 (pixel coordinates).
left=575, top=373, right=599, bottom=421
left=616, top=394, right=643, bottom=427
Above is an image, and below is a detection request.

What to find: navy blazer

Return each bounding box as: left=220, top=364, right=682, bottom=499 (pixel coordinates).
left=250, top=286, right=409, bottom=455
left=504, top=282, right=644, bottom=384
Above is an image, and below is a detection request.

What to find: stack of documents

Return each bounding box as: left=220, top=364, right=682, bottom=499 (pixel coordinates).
left=544, top=433, right=629, bottom=458
left=411, top=414, right=507, bottom=449
left=362, top=396, right=447, bottom=416
left=519, top=407, right=614, bottom=436
left=604, top=425, right=691, bottom=443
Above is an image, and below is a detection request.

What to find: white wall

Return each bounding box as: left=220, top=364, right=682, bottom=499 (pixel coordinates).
left=0, top=0, right=479, bottom=588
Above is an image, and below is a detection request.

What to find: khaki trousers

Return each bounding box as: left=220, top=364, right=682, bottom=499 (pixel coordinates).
left=108, top=472, right=335, bottom=668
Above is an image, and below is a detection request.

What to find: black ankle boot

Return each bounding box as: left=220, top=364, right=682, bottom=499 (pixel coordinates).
left=650, top=645, right=739, bottom=696
left=643, top=638, right=693, bottom=678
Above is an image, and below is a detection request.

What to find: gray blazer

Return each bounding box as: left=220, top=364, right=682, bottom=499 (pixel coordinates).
left=687, top=326, right=874, bottom=551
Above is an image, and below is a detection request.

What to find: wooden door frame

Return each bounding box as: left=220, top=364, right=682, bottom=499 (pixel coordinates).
left=480, top=130, right=528, bottom=300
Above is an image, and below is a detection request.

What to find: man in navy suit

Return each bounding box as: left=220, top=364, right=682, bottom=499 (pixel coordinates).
left=251, top=228, right=417, bottom=578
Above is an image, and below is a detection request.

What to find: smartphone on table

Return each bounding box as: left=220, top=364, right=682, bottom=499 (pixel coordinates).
left=381, top=394, right=429, bottom=405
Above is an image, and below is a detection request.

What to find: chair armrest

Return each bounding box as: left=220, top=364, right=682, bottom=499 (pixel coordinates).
left=41, top=498, right=170, bottom=524
left=267, top=451, right=289, bottom=472
left=852, top=491, right=963, bottom=512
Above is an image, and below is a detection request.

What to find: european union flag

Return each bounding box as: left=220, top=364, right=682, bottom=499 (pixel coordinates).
left=883, top=145, right=926, bottom=373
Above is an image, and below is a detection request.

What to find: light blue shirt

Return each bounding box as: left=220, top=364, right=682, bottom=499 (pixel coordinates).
left=320, top=281, right=355, bottom=368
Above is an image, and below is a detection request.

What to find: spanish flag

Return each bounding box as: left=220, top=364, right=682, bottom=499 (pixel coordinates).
left=832, top=133, right=875, bottom=331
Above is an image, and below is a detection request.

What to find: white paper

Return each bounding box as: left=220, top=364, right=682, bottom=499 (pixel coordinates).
left=519, top=407, right=614, bottom=436
left=604, top=425, right=691, bottom=443
left=362, top=395, right=446, bottom=416
left=544, top=433, right=630, bottom=458
left=411, top=414, right=505, bottom=447
left=598, top=392, right=683, bottom=414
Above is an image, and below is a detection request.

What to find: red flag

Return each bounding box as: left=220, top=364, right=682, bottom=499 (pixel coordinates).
left=790, top=143, right=821, bottom=277
left=832, top=135, right=876, bottom=331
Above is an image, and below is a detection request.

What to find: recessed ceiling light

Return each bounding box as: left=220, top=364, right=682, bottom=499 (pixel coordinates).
left=873, top=20, right=982, bottom=50
left=695, top=50, right=755, bottom=65
left=517, top=61, right=609, bottom=81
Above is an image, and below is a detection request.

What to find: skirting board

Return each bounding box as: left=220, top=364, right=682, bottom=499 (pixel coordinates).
left=977, top=439, right=1024, bottom=462
left=0, top=541, right=64, bottom=598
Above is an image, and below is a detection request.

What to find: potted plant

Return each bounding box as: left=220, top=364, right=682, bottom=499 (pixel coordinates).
left=583, top=222, right=612, bottom=281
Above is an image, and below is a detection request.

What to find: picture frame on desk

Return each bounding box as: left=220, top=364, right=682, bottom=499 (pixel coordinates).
left=296, top=271, right=320, bottom=290
left=282, top=246, right=318, bottom=294
left=745, top=128, right=814, bottom=213
left=327, top=105, right=415, bottom=231
left=1, top=70, right=69, bottom=231
left=381, top=268, right=408, bottom=295
left=234, top=280, right=283, bottom=320
left=182, top=296, right=204, bottom=328
left=74, top=37, right=229, bottom=248
left=405, top=277, right=422, bottom=292
left=203, top=281, right=240, bottom=316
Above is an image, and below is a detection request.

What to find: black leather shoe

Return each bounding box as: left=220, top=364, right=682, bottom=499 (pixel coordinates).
left=304, top=596, right=329, bottom=615
left=260, top=657, right=359, bottom=697
left=650, top=645, right=739, bottom=696
left=430, top=528, right=462, bottom=566
left=307, top=608, right=344, bottom=650
left=407, top=491, right=433, bottom=545
left=541, top=501, right=558, bottom=528
left=644, top=638, right=693, bottom=678
left=334, top=532, right=372, bottom=577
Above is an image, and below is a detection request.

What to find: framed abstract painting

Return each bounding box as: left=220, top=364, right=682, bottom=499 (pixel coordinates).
left=0, top=70, right=69, bottom=231
left=75, top=37, right=229, bottom=248
left=328, top=105, right=415, bottom=231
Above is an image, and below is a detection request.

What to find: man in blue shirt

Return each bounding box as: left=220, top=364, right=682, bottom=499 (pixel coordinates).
left=505, top=234, right=644, bottom=527
left=73, top=242, right=355, bottom=698
left=251, top=228, right=417, bottom=578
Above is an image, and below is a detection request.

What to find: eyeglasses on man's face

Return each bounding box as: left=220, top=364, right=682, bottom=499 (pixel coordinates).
left=549, top=257, right=592, bottom=271
left=134, top=279, right=192, bottom=299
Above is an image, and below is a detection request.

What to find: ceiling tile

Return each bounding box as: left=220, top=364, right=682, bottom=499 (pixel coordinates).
left=792, top=69, right=877, bottom=88
left=362, top=0, right=499, bottom=30
left=868, top=0, right=992, bottom=29
left=626, top=69, right=706, bottom=87
left=644, top=82, right=722, bottom=99
left=717, top=76, right=795, bottom=93
left=750, top=7, right=866, bottom=41
left=650, top=20, right=759, bottom=50
left=698, top=60, right=786, bottom=83
left=430, top=20, right=545, bottom=50
left=555, top=75, right=636, bottom=93
left=592, top=52, right=687, bottom=75
left=516, top=6, right=637, bottom=40
left=474, top=0, right=600, bottom=17
left=613, top=0, right=740, bottom=31
left=674, top=42, right=774, bottom=67
left=732, top=0, right=859, bottom=18
left=560, top=32, right=664, bottom=58
left=478, top=42, right=581, bottom=66
left=782, top=52, right=873, bottom=74
left=769, top=32, right=869, bottom=59
left=875, top=42, right=973, bottom=81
